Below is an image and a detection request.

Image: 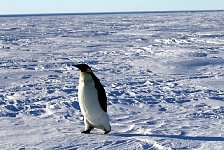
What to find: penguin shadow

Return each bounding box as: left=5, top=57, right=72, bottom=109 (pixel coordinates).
left=112, top=133, right=224, bottom=142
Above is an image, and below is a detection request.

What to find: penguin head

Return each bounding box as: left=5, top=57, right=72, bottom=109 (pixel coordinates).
left=74, top=64, right=92, bottom=73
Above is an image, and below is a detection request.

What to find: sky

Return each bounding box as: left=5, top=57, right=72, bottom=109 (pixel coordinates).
left=0, top=0, right=223, bottom=15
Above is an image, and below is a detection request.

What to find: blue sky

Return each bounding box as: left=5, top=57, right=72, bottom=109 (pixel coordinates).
left=0, top=0, right=223, bottom=15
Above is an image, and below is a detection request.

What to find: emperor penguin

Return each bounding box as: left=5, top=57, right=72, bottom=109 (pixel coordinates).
left=74, top=64, right=111, bottom=134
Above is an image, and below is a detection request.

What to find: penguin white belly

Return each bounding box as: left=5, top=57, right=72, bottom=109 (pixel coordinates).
left=78, top=84, right=104, bottom=126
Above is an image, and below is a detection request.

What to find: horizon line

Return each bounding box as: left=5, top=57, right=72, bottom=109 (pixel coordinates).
left=0, top=9, right=223, bottom=17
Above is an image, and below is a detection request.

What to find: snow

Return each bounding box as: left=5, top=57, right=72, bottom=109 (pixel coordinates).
left=0, top=11, right=224, bottom=149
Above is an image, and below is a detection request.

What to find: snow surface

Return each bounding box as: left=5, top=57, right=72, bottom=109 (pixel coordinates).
left=0, top=11, right=224, bottom=149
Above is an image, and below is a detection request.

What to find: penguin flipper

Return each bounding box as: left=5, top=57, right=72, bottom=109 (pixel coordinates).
left=90, top=73, right=107, bottom=112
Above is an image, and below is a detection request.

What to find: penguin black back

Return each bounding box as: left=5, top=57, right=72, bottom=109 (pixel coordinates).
left=90, top=72, right=107, bottom=112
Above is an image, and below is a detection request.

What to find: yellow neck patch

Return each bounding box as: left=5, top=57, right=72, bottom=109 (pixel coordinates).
left=86, top=68, right=92, bottom=73
left=80, top=68, right=92, bottom=77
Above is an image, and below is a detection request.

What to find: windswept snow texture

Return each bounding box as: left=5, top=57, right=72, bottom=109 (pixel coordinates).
left=1, top=11, right=224, bottom=149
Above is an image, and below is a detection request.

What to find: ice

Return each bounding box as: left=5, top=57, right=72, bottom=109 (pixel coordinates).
left=0, top=11, right=224, bottom=149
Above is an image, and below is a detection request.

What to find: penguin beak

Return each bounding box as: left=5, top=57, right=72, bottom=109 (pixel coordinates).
left=74, top=64, right=79, bottom=68
left=73, top=64, right=91, bottom=72
left=74, top=64, right=81, bottom=70
left=74, top=64, right=86, bottom=72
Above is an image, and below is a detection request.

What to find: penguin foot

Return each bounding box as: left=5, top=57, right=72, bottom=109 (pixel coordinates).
left=104, top=130, right=110, bottom=134
left=104, top=125, right=111, bottom=134
left=81, top=127, right=93, bottom=134
left=81, top=130, right=91, bottom=134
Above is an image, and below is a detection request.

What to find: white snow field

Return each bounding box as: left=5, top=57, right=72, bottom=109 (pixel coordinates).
left=0, top=11, right=224, bottom=149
